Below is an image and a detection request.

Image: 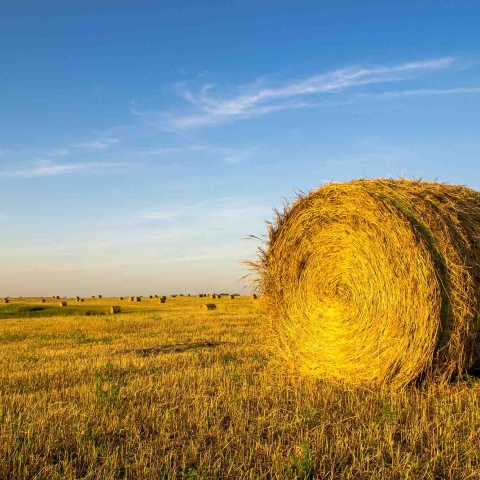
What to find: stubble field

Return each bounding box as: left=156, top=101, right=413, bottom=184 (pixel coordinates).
left=0, top=295, right=479, bottom=479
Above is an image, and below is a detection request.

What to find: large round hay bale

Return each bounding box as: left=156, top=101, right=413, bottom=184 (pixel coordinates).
left=110, top=306, right=121, bottom=314
left=251, top=179, right=480, bottom=388
left=158, top=297, right=166, bottom=304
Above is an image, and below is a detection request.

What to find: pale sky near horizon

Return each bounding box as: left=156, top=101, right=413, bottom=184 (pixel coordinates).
left=1, top=1, right=480, bottom=296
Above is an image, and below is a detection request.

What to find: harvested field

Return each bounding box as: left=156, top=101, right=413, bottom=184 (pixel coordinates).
left=0, top=295, right=479, bottom=479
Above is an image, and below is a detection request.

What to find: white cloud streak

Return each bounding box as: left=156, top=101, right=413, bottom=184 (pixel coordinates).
left=355, top=86, right=480, bottom=99
left=159, top=57, right=457, bottom=129
left=138, top=202, right=271, bottom=223
left=0, top=159, right=131, bottom=178
left=48, top=148, right=70, bottom=156
left=140, top=144, right=257, bottom=164
left=74, top=138, right=120, bottom=150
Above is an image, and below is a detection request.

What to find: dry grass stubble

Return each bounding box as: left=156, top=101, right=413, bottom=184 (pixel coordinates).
left=0, top=297, right=479, bottom=479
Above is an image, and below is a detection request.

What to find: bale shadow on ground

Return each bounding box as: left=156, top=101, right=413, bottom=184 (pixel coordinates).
left=118, top=340, right=232, bottom=357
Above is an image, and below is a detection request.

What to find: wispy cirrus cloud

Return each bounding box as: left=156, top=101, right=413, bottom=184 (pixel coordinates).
left=140, top=144, right=257, bottom=164
left=149, top=56, right=459, bottom=129
left=47, top=148, right=70, bottom=156
left=74, top=138, right=120, bottom=150
left=138, top=202, right=270, bottom=223
left=0, top=159, right=131, bottom=178
left=354, top=86, right=480, bottom=100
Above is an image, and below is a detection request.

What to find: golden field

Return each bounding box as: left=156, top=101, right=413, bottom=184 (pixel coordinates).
left=0, top=296, right=479, bottom=479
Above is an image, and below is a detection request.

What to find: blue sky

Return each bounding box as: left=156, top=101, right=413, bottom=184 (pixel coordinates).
left=1, top=1, right=480, bottom=296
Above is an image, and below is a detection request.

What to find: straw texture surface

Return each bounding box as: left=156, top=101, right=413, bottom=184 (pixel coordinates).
left=250, top=179, right=480, bottom=388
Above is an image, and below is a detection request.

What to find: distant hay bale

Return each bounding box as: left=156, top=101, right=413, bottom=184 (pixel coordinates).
left=250, top=294, right=258, bottom=300
left=158, top=297, right=166, bottom=304
left=134, top=296, right=141, bottom=302
left=154, top=295, right=158, bottom=298
left=41, top=299, right=46, bottom=303
left=211, top=294, right=217, bottom=299
left=98, top=295, right=102, bottom=299
left=229, top=295, right=235, bottom=299
left=198, top=294, right=204, bottom=298
left=119, top=297, right=124, bottom=300
left=76, top=297, right=81, bottom=302
left=129, top=296, right=134, bottom=302
left=110, top=306, right=121, bottom=314
left=91, top=296, right=95, bottom=299
left=59, top=301, right=67, bottom=307
left=201, top=303, right=217, bottom=310
left=3, top=298, right=9, bottom=304
left=149, top=295, right=153, bottom=299
left=249, top=178, right=480, bottom=388
left=56, top=296, right=60, bottom=299
left=80, top=299, right=84, bottom=302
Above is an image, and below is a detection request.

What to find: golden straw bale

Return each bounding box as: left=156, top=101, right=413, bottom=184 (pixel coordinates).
left=41, top=299, right=46, bottom=303
left=134, top=296, right=141, bottom=302
left=59, top=301, right=67, bottom=307
left=129, top=296, right=134, bottom=302
left=201, top=303, right=217, bottom=310
left=119, top=297, right=124, bottom=300
left=110, top=306, right=121, bottom=314
left=229, top=295, right=235, bottom=299
left=98, top=295, right=102, bottom=299
left=3, top=298, right=9, bottom=304
left=250, top=293, right=258, bottom=300
left=80, top=299, right=84, bottom=302
left=56, top=296, right=60, bottom=299
left=248, top=178, right=480, bottom=388
left=158, top=297, right=166, bottom=304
